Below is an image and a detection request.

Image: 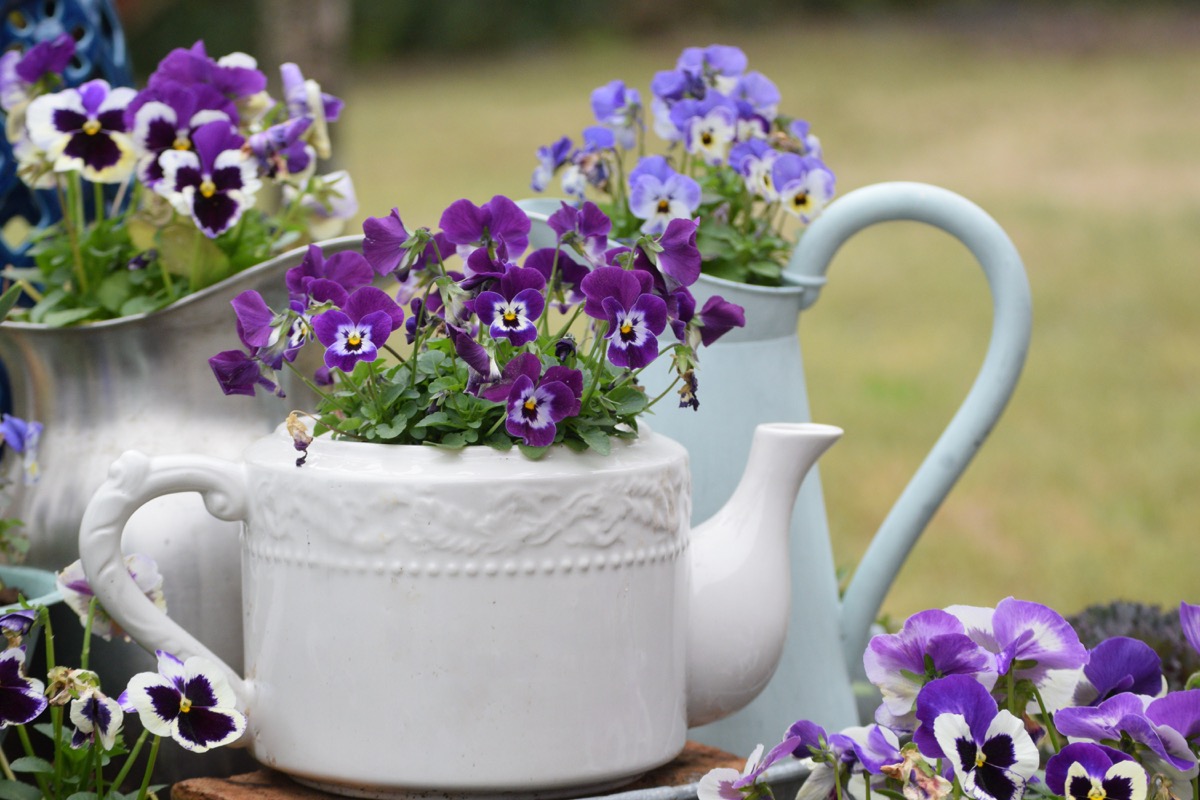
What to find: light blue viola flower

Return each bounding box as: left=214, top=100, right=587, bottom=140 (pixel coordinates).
left=1074, top=636, right=1165, bottom=706
left=121, top=650, right=246, bottom=753
left=1055, top=692, right=1198, bottom=774
left=790, top=119, right=824, bottom=160
left=591, top=79, right=641, bottom=150
left=670, top=93, right=739, bottom=166
left=771, top=153, right=836, bottom=223
left=0, top=413, right=43, bottom=485
left=531, top=135, right=572, bottom=192
left=914, top=675, right=1039, bottom=800
left=628, top=155, right=701, bottom=235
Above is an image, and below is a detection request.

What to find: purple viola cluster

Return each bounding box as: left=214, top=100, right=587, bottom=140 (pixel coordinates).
left=703, top=598, right=1200, bottom=800
left=3, top=37, right=352, bottom=241
left=211, top=195, right=745, bottom=452
left=532, top=43, right=835, bottom=276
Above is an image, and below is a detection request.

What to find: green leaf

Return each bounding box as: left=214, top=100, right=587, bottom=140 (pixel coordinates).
left=96, top=271, right=134, bottom=314
left=40, top=306, right=100, bottom=327
left=1187, top=671, right=1200, bottom=691
left=119, top=294, right=169, bottom=317
left=8, top=757, right=52, bottom=774
left=577, top=427, right=612, bottom=456
left=610, top=388, right=649, bottom=417
left=0, top=781, right=43, bottom=800
left=412, top=411, right=451, bottom=430
left=65, top=792, right=100, bottom=800
left=433, top=432, right=468, bottom=449
left=517, top=444, right=550, bottom=460
left=0, top=283, right=23, bottom=320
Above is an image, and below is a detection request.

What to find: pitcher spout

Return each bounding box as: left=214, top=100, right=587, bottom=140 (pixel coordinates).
left=685, top=422, right=842, bottom=728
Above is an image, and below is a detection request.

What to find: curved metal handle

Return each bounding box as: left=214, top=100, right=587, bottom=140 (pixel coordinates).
left=788, top=181, right=1032, bottom=674
left=78, top=451, right=251, bottom=709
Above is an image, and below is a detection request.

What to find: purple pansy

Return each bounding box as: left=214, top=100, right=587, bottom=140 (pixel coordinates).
left=580, top=266, right=668, bottom=369
left=790, top=119, right=824, bottom=159
left=15, top=33, right=76, bottom=84
left=677, top=44, right=748, bottom=84
left=914, top=675, right=1039, bottom=800
left=147, top=41, right=266, bottom=107
left=475, top=267, right=547, bottom=346
left=156, top=120, right=260, bottom=238
left=285, top=244, right=373, bottom=304
left=129, top=82, right=234, bottom=187
left=524, top=248, right=589, bottom=311
left=531, top=135, right=573, bottom=192
left=440, top=195, right=531, bottom=260
left=505, top=369, right=580, bottom=448
left=208, top=349, right=279, bottom=397
left=793, top=724, right=902, bottom=800
left=0, top=646, right=47, bottom=729
left=591, top=79, right=641, bottom=150
left=362, top=208, right=412, bottom=277
left=655, top=217, right=703, bottom=291
left=671, top=93, right=739, bottom=166
left=312, top=287, right=403, bottom=373
left=446, top=324, right=499, bottom=393
left=772, top=153, right=836, bottom=223
left=1045, top=743, right=1147, bottom=800
left=547, top=200, right=611, bottom=267
left=561, top=126, right=614, bottom=197
left=1146, top=689, right=1200, bottom=747
left=25, top=78, right=138, bottom=182
left=122, top=650, right=246, bottom=753
left=864, top=608, right=999, bottom=732
left=693, top=295, right=747, bottom=347
left=628, top=155, right=701, bottom=235
left=245, top=116, right=313, bottom=178
left=697, top=743, right=776, bottom=800
left=730, top=71, right=781, bottom=123
left=1182, top=602, right=1200, bottom=656
left=0, top=413, right=42, bottom=485
left=280, top=61, right=342, bottom=161
left=1075, top=637, right=1165, bottom=706
left=1054, top=692, right=1198, bottom=773
left=70, top=687, right=124, bottom=750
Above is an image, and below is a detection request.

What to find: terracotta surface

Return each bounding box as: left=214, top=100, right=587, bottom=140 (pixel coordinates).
left=170, top=741, right=746, bottom=799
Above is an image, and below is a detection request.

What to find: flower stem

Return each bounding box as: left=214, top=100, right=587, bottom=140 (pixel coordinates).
left=92, top=179, right=106, bottom=225
left=1031, top=686, right=1062, bottom=752
left=0, top=743, right=13, bottom=781
left=579, top=322, right=609, bottom=409
left=135, top=735, right=162, bottom=800
left=81, top=595, right=97, bottom=671
left=283, top=360, right=336, bottom=406
left=645, top=374, right=683, bottom=411
left=62, top=174, right=88, bottom=294
left=109, top=728, right=150, bottom=790
left=93, top=737, right=106, bottom=798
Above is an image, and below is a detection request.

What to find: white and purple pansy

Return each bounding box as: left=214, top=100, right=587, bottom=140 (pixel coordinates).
left=57, top=555, right=167, bottom=642
left=671, top=93, right=739, bottom=166
left=280, top=62, right=342, bottom=160
left=580, top=266, right=668, bottom=369
left=914, top=675, right=1039, bottom=800
left=772, top=153, right=836, bottom=223
left=475, top=266, right=547, bottom=346
left=312, top=286, right=403, bottom=373
left=69, top=687, right=124, bottom=751
left=156, top=119, right=260, bottom=238
left=947, top=597, right=1088, bottom=712
left=0, top=32, right=74, bottom=112
left=0, top=609, right=35, bottom=648
left=0, top=646, right=47, bottom=728
left=122, top=650, right=246, bottom=753
left=591, top=79, right=641, bottom=150
left=504, top=362, right=583, bottom=448
left=628, top=155, right=701, bottom=235
left=246, top=116, right=314, bottom=180
left=531, top=135, right=573, bottom=192
left=25, top=78, right=138, bottom=183
left=864, top=608, right=999, bottom=732
left=1045, top=742, right=1148, bottom=800
left=793, top=723, right=901, bottom=800
left=130, top=82, right=233, bottom=187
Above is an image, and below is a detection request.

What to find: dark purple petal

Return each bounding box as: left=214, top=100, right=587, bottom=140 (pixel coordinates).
left=696, top=295, right=746, bottom=346
left=210, top=162, right=246, bottom=193
left=581, top=266, right=645, bottom=320
left=63, top=130, right=124, bottom=172
left=183, top=673, right=219, bottom=708
left=362, top=208, right=410, bottom=276
left=1083, top=637, right=1163, bottom=704
left=439, top=198, right=486, bottom=246
left=480, top=352, right=541, bottom=402
left=448, top=325, right=493, bottom=379
left=15, top=33, right=75, bottom=83
left=344, top=286, right=403, bottom=331
left=230, top=290, right=276, bottom=348
left=175, top=706, right=242, bottom=750
left=481, top=195, right=531, bottom=259
left=656, top=217, right=701, bottom=289
left=785, top=720, right=829, bottom=757
left=323, top=252, right=374, bottom=294
left=144, top=683, right=183, bottom=724
left=52, top=106, right=88, bottom=135
left=192, top=191, right=241, bottom=238
left=1182, top=602, right=1200, bottom=657
left=208, top=350, right=276, bottom=397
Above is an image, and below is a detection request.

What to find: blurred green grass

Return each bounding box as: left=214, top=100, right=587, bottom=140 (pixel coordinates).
left=335, top=11, right=1200, bottom=621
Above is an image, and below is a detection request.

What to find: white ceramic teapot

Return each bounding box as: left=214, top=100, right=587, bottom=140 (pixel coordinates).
left=78, top=421, right=840, bottom=797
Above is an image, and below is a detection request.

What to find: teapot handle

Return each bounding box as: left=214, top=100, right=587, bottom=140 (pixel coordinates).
left=787, top=181, right=1032, bottom=672
left=78, top=451, right=251, bottom=710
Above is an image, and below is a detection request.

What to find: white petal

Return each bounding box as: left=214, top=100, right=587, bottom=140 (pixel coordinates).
left=184, top=656, right=238, bottom=709
left=984, top=711, right=1040, bottom=781
left=932, top=712, right=972, bottom=778
left=1108, top=760, right=1149, bottom=800
left=123, top=672, right=177, bottom=737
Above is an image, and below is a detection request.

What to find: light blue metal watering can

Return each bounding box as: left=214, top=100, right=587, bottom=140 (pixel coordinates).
left=521, top=180, right=1032, bottom=752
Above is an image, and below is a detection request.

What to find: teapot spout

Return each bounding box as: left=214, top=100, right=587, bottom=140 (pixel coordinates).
left=685, top=422, right=842, bottom=728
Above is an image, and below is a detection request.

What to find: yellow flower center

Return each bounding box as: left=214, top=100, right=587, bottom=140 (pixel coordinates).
left=504, top=311, right=517, bottom=322
left=347, top=333, right=362, bottom=348
left=975, top=753, right=986, bottom=769
left=620, top=322, right=633, bottom=335
left=82, top=119, right=101, bottom=135
left=657, top=199, right=671, bottom=214
left=524, top=398, right=537, bottom=412
left=700, top=130, right=714, bottom=146
left=792, top=191, right=810, bottom=210
left=179, top=697, right=192, bottom=713
left=199, top=179, right=217, bottom=198
left=173, top=136, right=191, bottom=151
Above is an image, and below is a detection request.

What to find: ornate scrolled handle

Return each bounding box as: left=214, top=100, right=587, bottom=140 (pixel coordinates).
left=78, top=451, right=251, bottom=709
